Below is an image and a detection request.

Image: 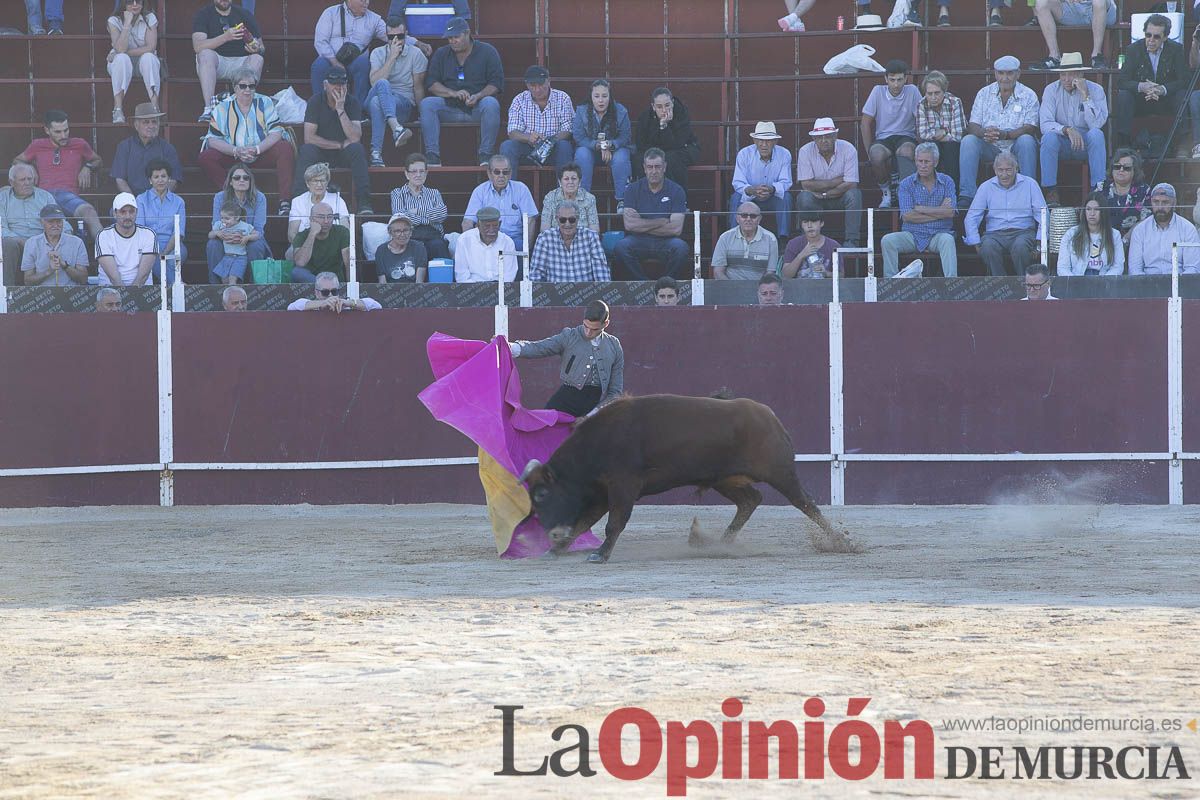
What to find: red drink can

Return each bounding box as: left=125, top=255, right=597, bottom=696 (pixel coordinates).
left=837, top=16, right=845, bottom=30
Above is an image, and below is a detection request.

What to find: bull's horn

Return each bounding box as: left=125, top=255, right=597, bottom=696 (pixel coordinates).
left=520, top=459, right=542, bottom=481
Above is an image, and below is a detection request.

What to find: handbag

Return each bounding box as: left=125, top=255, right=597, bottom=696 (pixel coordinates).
left=335, top=7, right=362, bottom=67
left=250, top=258, right=293, bottom=284
left=823, top=45, right=886, bottom=75
left=1047, top=208, right=1076, bottom=254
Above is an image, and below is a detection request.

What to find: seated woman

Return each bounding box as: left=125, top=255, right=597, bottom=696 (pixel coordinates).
left=389, top=152, right=450, bottom=259
left=916, top=70, right=965, bottom=188
left=572, top=79, right=633, bottom=210
left=197, top=67, right=296, bottom=216
left=1057, top=192, right=1124, bottom=276
left=106, top=0, right=160, bottom=124
left=1101, top=148, right=1150, bottom=244
left=540, top=163, right=599, bottom=233
left=288, top=162, right=349, bottom=242
left=375, top=213, right=427, bottom=283
left=206, top=164, right=271, bottom=283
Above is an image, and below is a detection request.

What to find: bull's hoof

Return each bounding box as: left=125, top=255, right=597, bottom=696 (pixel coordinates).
left=586, top=551, right=610, bottom=564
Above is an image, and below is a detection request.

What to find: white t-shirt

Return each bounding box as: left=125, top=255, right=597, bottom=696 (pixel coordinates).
left=289, top=191, right=349, bottom=233
left=95, top=224, right=156, bottom=286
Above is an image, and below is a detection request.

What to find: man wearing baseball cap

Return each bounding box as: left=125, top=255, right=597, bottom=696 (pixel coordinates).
left=730, top=120, right=792, bottom=237
left=499, top=65, right=574, bottom=182
left=958, top=55, right=1039, bottom=207
left=291, top=67, right=375, bottom=216
left=20, top=204, right=90, bottom=286
left=794, top=117, right=864, bottom=248
left=96, top=192, right=156, bottom=286
left=1128, top=182, right=1200, bottom=274
left=418, top=16, right=503, bottom=166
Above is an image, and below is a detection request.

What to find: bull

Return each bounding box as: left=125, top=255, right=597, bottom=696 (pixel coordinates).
left=520, top=394, right=859, bottom=563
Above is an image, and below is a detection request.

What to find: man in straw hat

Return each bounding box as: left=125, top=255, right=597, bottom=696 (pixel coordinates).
left=794, top=117, right=863, bottom=247
left=1028, top=0, right=1117, bottom=71
left=730, top=120, right=792, bottom=236
left=111, top=102, right=182, bottom=196
left=1038, top=52, right=1108, bottom=206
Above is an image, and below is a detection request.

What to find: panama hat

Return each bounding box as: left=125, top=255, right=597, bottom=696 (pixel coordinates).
left=809, top=117, right=839, bottom=136
left=854, top=14, right=886, bottom=30
left=750, top=121, right=782, bottom=140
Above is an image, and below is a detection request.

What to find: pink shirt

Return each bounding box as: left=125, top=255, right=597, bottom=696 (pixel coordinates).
left=19, top=138, right=98, bottom=194
left=795, top=139, right=859, bottom=185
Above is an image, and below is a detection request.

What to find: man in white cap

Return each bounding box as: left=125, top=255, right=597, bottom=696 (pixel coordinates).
left=1038, top=53, right=1108, bottom=207
left=96, top=192, right=157, bottom=286
left=795, top=117, right=863, bottom=247
left=1028, top=0, right=1117, bottom=71
left=730, top=120, right=792, bottom=236
left=959, top=55, right=1039, bottom=207
left=1128, top=182, right=1200, bottom=274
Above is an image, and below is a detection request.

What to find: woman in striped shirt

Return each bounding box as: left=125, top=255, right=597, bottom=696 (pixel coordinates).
left=389, top=152, right=450, bottom=259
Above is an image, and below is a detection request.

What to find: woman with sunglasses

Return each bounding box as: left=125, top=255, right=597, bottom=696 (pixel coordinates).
left=1098, top=148, right=1149, bottom=243
left=106, top=0, right=160, bottom=124
left=206, top=164, right=270, bottom=283
left=1057, top=192, right=1124, bottom=276
left=197, top=67, right=296, bottom=217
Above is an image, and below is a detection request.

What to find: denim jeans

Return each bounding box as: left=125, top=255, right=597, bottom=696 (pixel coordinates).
left=1039, top=128, right=1106, bottom=190
left=498, top=138, right=573, bottom=183
left=958, top=134, right=1037, bottom=199
left=207, top=238, right=270, bottom=283
left=311, top=51, right=373, bottom=107
left=239, top=0, right=255, bottom=13
left=575, top=145, right=632, bottom=201
left=612, top=234, right=690, bottom=279
left=365, top=81, right=416, bottom=152
left=417, top=95, right=501, bottom=160
left=24, top=0, right=63, bottom=32
left=728, top=191, right=790, bottom=237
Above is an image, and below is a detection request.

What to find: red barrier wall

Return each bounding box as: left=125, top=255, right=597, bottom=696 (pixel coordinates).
left=0, top=301, right=1194, bottom=506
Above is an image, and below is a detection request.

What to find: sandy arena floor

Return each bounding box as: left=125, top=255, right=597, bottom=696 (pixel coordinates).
left=0, top=502, right=1197, bottom=798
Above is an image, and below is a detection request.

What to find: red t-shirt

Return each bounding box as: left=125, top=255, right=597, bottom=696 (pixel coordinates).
left=19, top=138, right=98, bottom=194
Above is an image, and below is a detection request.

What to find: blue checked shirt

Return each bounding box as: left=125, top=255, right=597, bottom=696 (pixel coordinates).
left=898, top=172, right=956, bottom=251
left=528, top=227, right=610, bottom=282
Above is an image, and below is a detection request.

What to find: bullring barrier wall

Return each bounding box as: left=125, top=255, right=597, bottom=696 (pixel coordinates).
left=2, top=299, right=1196, bottom=508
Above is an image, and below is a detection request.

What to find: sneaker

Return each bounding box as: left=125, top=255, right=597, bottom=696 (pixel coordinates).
left=937, top=10, right=950, bottom=26
left=48, top=27, right=63, bottom=35
left=358, top=203, right=375, bottom=217
left=112, top=108, right=125, bottom=124
left=879, top=186, right=893, bottom=208
left=1091, top=54, right=1108, bottom=69
left=478, top=153, right=491, bottom=167
left=424, top=151, right=441, bottom=166
left=197, top=104, right=215, bottom=123
left=616, top=200, right=625, bottom=214
left=393, top=127, right=413, bottom=148
left=957, top=195, right=973, bottom=211
left=1191, top=144, right=1200, bottom=160
left=1029, top=56, right=1060, bottom=71
left=369, top=149, right=385, bottom=167
left=1024, top=16, right=1040, bottom=27
left=278, top=199, right=291, bottom=217
left=29, top=26, right=45, bottom=35
left=902, top=10, right=920, bottom=27
left=989, top=9, right=1002, bottom=26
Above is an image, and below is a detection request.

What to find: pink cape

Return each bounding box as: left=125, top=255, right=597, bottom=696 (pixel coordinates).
left=417, top=332, right=601, bottom=558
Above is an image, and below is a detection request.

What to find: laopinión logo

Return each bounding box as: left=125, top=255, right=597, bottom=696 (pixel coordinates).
left=495, top=700, right=1192, bottom=796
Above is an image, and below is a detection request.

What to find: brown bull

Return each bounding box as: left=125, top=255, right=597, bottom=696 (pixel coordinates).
left=520, top=394, right=858, bottom=563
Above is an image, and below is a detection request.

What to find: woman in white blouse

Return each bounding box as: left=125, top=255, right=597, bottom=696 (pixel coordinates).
left=106, top=0, right=160, bottom=124
left=1057, top=193, right=1124, bottom=276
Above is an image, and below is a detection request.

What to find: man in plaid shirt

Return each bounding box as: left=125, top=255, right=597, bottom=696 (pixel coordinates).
left=528, top=200, right=610, bottom=281
left=500, top=65, right=574, bottom=182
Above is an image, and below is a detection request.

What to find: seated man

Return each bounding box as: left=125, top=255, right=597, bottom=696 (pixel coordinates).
left=136, top=159, right=188, bottom=283
left=613, top=148, right=690, bottom=279
left=781, top=212, right=839, bottom=279
left=1128, top=183, right=1200, bottom=274
left=288, top=271, right=380, bottom=311
left=463, top=154, right=538, bottom=252
left=794, top=118, right=863, bottom=248
left=192, top=0, right=264, bottom=122
left=366, top=16, right=427, bottom=166
left=959, top=56, right=1039, bottom=206
left=500, top=65, right=574, bottom=183
left=111, top=103, right=182, bottom=196
left=528, top=201, right=609, bottom=282
left=1039, top=53, right=1108, bottom=206
left=1021, top=263, right=1058, bottom=300
left=1029, top=0, right=1117, bottom=70
left=95, top=287, right=122, bottom=312
left=730, top=121, right=792, bottom=237
left=311, top=0, right=386, bottom=106
left=291, top=202, right=351, bottom=283
left=881, top=142, right=958, bottom=277
left=21, top=203, right=89, bottom=287
left=654, top=275, right=680, bottom=305
left=291, top=68, right=374, bottom=215
left=222, top=284, right=248, bottom=311
left=963, top=152, right=1045, bottom=277
left=634, top=87, right=700, bottom=190
left=454, top=206, right=518, bottom=282
left=861, top=60, right=922, bottom=208
left=0, top=163, right=56, bottom=286
left=14, top=110, right=104, bottom=241
left=756, top=272, right=784, bottom=306
left=1115, top=14, right=1192, bottom=153
left=96, top=193, right=157, bottom=287
left=712, top=202, right=779, bottom=280
left=419, top=17, right=503, bottom=167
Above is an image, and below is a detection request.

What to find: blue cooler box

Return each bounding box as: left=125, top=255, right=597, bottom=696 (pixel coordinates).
left=428, top=258, right=454, bottom=283
left=406, top=4, right=457, bottom=35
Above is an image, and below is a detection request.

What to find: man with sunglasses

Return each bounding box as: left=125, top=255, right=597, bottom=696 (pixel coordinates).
left=287, top=271, right=380, bottom=311
left=712, top=202, right=779, bottom=281
left=365, top=17, right=427, bottom=167
left=463, top=154, right=538, bottom=252
left=14, top=110, right=104, bottom=243
left=528, top=200, right=609, bottom=282
left=1114, top=14, right=1192, bottom=152
left=111, top=103, right=182, bottom=196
